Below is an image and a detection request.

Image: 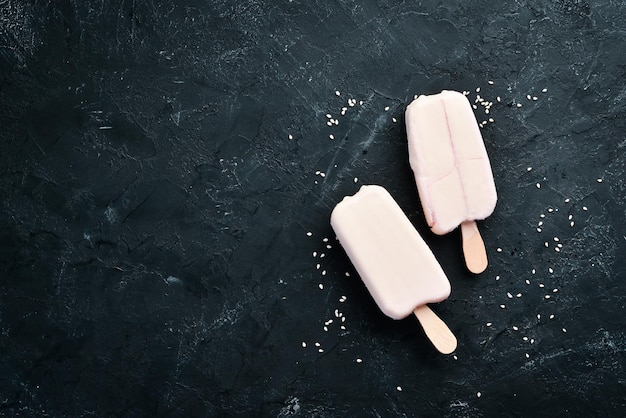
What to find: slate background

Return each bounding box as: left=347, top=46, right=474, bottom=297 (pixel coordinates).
left=1, top=0, right=625, bottom=416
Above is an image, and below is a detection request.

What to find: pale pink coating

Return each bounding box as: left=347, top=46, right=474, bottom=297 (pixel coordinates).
left=405, top=90, right=497, bottom=235
left=330, top=185, right=450, bottom=320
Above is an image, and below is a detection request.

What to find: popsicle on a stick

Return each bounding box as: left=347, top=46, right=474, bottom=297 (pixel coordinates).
left=331, top=185, right=457, bottom=354
left=405, top=90, right=497, bottom=274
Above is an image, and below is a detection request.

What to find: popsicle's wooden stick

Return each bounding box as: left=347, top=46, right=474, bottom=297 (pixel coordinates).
left=461, top=220, right=488, bottom=274
left=413, top=305, right=457, bottom=354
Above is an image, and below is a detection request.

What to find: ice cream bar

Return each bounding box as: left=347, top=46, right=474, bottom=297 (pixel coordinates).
left=331, top=185, right=457, bottom=354
left=405, top=90, right=497, bottom=274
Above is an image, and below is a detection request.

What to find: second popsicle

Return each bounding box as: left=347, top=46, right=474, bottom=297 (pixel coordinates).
left=405, top=90, right=497, bottom=274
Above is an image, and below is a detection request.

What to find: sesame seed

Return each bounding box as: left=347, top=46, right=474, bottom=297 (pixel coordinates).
left=356, top=358, right=363, bottom=363
left=565, top=198, right=570, bottom=203
left=288, top=134, right=293, bottom=140
left=538, top=221, right=543, bottom=227
left=323, top=326, right=328, bottom=332
left=532, top=96, right=538, bottom=101
left=525, top=279, right=531, bottom=285
left=302, top=342, right=307, bottom=347
left=335, top=91, right=341, bottom=96
left=583, top=206, right=588, bottom=211
left=537, top=228, right=542, bottom=233
left=488, top=80, right=494, bottom=85
left=532, top=269, right=536, bottom=274
left=540, top=214, right=545, bottom=218
left=384, top=106, right=390, bottom=111
left=329, top=134, right=334, bottom=140
left=517, top=103, right=522, bottom=108
left=313, top=252, right=317, bottom=257
left=397, top=386, right=402, bottom=392
left=323, top=237, right=329, bottom=242
left=507, top=292, right=513, bottom=299
left=562, top=328, right=567, bottom=333
left=545, top=295, right=551, bottom=299
left=473, top=104, right=477, bottom=109
left=359, top=101, right=364, bottom=105
left=495, top=275, right=500, bottom=281
left=477, top=392, right=482, bottom=398
left=523, top=336, right=529, bottom=341
left=486, top=322, right=492, bottom=326
left=320, top=253, right=325, bottom=258
left=321, top=270, right=326, bottom=276
left=527, top=167, right=533, bottom=171
left=542, top=88, right=548, bottom=93
left=549, top=267, right=554, bottom=273
left=315, top=342, right=320, bottom=347
left=307, top=231, right=313, bottom=237
left=550, top=314, right=555, bottom=319
left=476, top=87, right=481, bottom=93
left=525, top=353, right=530, bottom=358
left=512, top=326, right=519, bottom=331
left=530, top=338, right=535, bottom=344
left=319, top=172, right=326, bottom=178
left=353, top=177, right=358, bottom=183
left=516, top=293, right=522, bottom=298
left=500, top=304, right=506, bottom=309
left=318, top=283, right=324, bottom=290
left=570, top=221, right=575, bottom=227
left=326, top=114, right=332, bottom=118
left=544, top=242, right=549, bottom=247
left=392, top=117, right=397, bottom=123
left=526, top=95, right=532, bottom=100
left=536, top=183, right=541, bottom=189
left=497, top=248, right=503, bottom=252
left=497, top=96, right=501, bottom=102
left=345, top=272, right=350, bottom=277
left=316, top=264, right=320, bottom=270
left=318, top=348, right=324, bottom=353
left=555, top=248, right=560, bottom=252
left=539, top=283, right=545, bottom=288
left=597, top=178, right=603, bottom=183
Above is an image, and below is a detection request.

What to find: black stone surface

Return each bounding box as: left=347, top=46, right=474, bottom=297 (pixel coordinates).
left=1, top=1, right=625, bottom=416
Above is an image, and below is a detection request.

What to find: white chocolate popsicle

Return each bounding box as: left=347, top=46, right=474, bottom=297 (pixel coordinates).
left=331, top=185, right=457, bottom=354
left=405, top=90, right=497, bottom=274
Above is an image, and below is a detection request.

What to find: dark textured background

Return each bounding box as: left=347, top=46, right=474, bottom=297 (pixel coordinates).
left=1, top=0, right=625, bottom=416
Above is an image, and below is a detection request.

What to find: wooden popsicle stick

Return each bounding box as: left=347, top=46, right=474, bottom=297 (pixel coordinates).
left=413, top=305, right=457, bottom=354
left=461, top=220, right=488, bottom=274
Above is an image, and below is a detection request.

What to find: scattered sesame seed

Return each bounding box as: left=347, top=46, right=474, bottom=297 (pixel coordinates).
left=488, top=118, right=494, bottom=122
left=488, top=80, right=494, bottom=85
left=323, top=237, right=329, bottom=242
left=548, top=267, right=554, bottom=274
left=555, top=247, right=560, bottom=252
left=302, top=342, right=307, bottom=348
left=313, top=251, right=317, bottom=257
left=486, top=322, right=493, bottom=327
left=544, top=242, right=549, bottom=247
left=530, top=338, right=535, bottom=344
left=564, top=198, right=570, bottom=203
left=525, top=353, right=530, bottom=358
left=539, top=283, right=545, bottom=288
left=512, top=326, right=519, bottom=331
left=307, top=232, right=313, bottom=237
left=320, top=253, right=325, bottom=258
left=570, top=221, right=575, bottom=227
left=453, top=355, right=458, bottom=360
left=496, top=275, right=500, bottom=281
left=497, top=248, right=503, bottom=252
left=318, top=283, right=324, bottom=290
left=507, top=292, right=513, bottom=299
left=583, top=206, right=588, bottom=211
left=397, top=386, right=403, bottom=392
left=323, top=326, right=328, bottom=332
left=516, top=293, right=522, bottom=298
left=315, top=342, right=320, bottom=347
left=545, top=295, right=551, bottom=299
left=339, top=296, right=347, bottom=302
left=319, top=172, right=326, bottom=178
left=288, top=134, right=293, bottom=140
left=497, top=96, right=501, bottom=102
left=318, top=348, right=324, bottom=353
left=540, top=214, right=545, bottom=218
left=335, top=91, right=341, bottom=96
left=542, top=88, right=548, bottom=93
left=356, top=358, right=362, bottom=363
left=527, top=167, right=533, bottom=171
left=526, top=95, right=532, bottom=100
left=316, top=264, right=320, bottom=269
left=549, top=314, right=555, bottom=319
left=597, top=178, right=603, bottom=183
left=477, top=392, right=482, bottom=398
left=500, top=304, right=506, bottom=309
left=562, top=328, right=567, bottom=333
left=536, top=183, right=541, bottom=189
left=523, top=336, right=529, bottom=341
left=525, top=279, right=531, bottom=285
left=532, top=269, right=536, bottom=274
left=354, top=177, right=358, bottom=183
left=359, top=100, right=364, bottom=105
left=392, top=117, right=397, bottom=123
left=329, top=134, right=334, bottom=140
left=532, top=96, right=538, bottom=101
left=537, top=228, right=542, bottom=233
left=538, top=221, right=543, bottom=227
left=473, top=104, right=477, bottom=109
left=548, top=208, right=554, bottom=213
left=321, top=270, right=326, bottom=276
left=384, top=106, right=390, bottom=111
left=517, top=103, right=522, bottom=108
left=345, top=272, right=350, bottom=277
